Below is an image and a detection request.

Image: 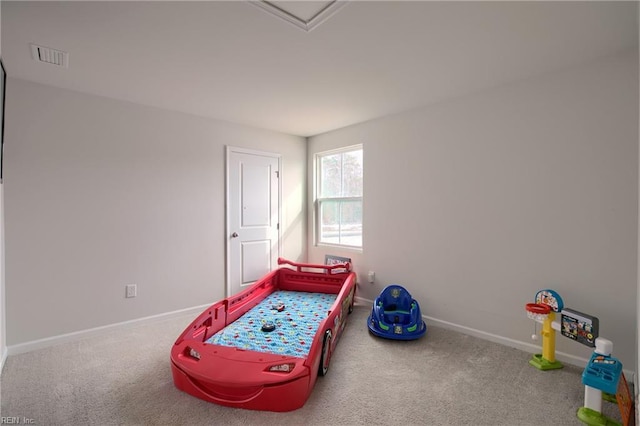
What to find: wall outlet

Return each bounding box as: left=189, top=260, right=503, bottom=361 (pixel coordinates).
left=367, top=271, right=375, bottom=283
left=125, top=284, right=137, bottom=298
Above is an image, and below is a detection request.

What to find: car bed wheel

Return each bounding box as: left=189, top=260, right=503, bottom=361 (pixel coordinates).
left=319, top=330, right=332, bottom=376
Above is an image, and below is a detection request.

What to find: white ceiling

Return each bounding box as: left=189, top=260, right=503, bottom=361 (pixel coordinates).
left=2, top=1, right=638, bottom=137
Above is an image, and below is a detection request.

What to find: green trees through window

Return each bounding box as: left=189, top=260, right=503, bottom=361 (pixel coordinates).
left=316, top=146, right=363, bottom=248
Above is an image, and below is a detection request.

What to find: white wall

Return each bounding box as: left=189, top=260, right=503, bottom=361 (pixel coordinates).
left=4, top=78, right=306, bottom=346
left=0, top=0, right=6, bottom=370
left=308, top=51, right=638, bottom=369
left=637, top=1, right=640, bottom=406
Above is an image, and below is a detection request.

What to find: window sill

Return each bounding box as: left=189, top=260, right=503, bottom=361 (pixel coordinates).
left=315, top=242, right=363, bottom=254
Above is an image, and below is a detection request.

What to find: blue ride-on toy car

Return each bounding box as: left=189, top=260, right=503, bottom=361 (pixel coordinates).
left=367, top=284, right=426, bottom=340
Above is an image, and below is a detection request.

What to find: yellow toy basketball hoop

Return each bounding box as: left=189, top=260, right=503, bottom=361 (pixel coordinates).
left=525, top=303, right=551, bottom=322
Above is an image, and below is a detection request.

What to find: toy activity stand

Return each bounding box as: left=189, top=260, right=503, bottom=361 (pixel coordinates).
left=525, top=290, right=566, bottom=370
left=525, top=289, right=633, bottom=426
left=576, top=338, right=633, bottom=426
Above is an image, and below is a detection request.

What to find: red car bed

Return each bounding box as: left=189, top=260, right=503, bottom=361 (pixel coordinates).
left=170, top=258, right=357, bottom=412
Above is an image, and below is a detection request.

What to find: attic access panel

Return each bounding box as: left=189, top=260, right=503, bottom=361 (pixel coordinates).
left=250, top=0, right=348, bottom=32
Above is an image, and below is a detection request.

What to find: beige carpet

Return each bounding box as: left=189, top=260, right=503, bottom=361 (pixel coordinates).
left=0, top=304, right=623, bottom=425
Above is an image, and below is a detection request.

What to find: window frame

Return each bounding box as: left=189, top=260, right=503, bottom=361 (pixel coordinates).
left=314, top=144, right=363, bottom=250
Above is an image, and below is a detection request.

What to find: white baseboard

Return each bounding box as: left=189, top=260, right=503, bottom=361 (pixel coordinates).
left=354, top=296, right=635, bottom=382
left=7, top=297, right=636, bottom=384
left=6, top=303, right=211, bottom=356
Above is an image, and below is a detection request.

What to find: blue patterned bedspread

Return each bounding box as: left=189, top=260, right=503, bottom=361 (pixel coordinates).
left=205, top=290, right=338, bottom=358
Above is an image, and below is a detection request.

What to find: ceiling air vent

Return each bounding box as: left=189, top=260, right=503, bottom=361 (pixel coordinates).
left=30, top=44, right=69, bottom=68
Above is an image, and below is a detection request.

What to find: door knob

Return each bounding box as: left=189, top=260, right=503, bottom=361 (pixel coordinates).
left=231, top=232, right=239, bottom=238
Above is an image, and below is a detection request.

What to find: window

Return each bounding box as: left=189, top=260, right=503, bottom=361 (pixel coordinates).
left=315, top=145, right=363, bottom=248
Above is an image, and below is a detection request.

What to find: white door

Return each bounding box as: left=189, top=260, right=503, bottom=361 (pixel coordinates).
left=227, top=147, right=280, bottom=297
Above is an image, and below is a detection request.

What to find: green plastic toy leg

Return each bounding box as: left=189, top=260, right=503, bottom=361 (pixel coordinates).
left=529, top=353, right=563, bottom=370
left=576, top=407, right=621, bottom=426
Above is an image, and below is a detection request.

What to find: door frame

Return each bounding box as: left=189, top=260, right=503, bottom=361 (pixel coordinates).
left=225, top=146, right=282, bottom=297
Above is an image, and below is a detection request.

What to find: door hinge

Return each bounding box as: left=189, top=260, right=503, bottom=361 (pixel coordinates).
left=277, top=223, right=279, bottom=230
left=275, top=171, right=279, bottom=178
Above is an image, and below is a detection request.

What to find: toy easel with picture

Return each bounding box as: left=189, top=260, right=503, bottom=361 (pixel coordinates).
left=525, top=289, right=634, bottom=426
